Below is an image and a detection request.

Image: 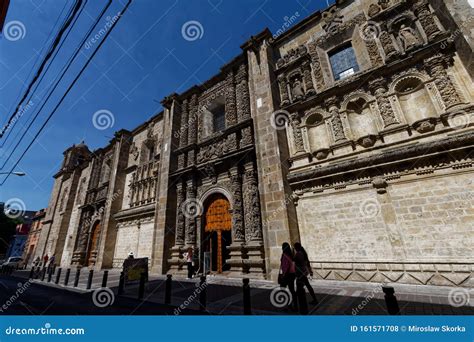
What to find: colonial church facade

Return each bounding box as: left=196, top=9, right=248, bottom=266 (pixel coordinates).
left=35, top=0, right=473, bottom=287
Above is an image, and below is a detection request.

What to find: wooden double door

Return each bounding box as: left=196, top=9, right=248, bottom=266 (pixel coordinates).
left=203, top=194, right=232, bottom=273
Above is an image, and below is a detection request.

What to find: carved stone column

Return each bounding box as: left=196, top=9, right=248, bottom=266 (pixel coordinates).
left=302, top=61, right=316, bottom=96
left=277, top=74, right=290, bottom=106
left=243, top=162, right=263, bottom=243
left=413, top=0, right=441, bottom=41
left=307, top=41, right=325, bottom=91
left=188, top=94, right=198, bottom=145
left=175, top=181, right=185, bottom=246
left=290, top=112, right=306, bottom=154
left=369, top=77, right=400, bottom=127
left=179, top=100, right=189, bottom=148
left=225, top=72, right=238, bottom=126
left=229, top=167, right=245, bottom=243
left=325, top=96, right=347, bottom=143
left=425, top=54, right=462, bottom=109
left=185, top=178, right=197, bottom=246
left=236, top=64, right=251, bottom=121
left=379, top=31, right=399, bottom=61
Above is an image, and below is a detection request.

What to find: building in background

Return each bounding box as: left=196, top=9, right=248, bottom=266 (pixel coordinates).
left=36, top=0, right=473, bottom=287
left=22, top=209, right=46, bottom=266
left=5, top=210, right=35, bottom=258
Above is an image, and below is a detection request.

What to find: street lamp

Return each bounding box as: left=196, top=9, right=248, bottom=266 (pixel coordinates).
left=0, top=171, right=26, bottom=176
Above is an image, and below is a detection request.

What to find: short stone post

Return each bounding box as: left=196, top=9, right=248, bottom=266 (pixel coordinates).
left=243, top=278, right=251, bottom=315
left=64, top=268, right=71, bottom=286
left=86, top=269, right=94, bottom=290
left=55, top=268, right=62, bottom=284
left=73, top=268, right=81, bottom=287
left=382, top=286, right=400, bottom=315
left=29, top=267, right=35, bottom=279
left=47, top=267, right=53, bottom=282
left=164, top=274, right=172, bottom=304
left=101, top=270, right=109, bottom=288
left=41, top=267, right=46, bottom=281
left=118, top=271, right=125, bottom=295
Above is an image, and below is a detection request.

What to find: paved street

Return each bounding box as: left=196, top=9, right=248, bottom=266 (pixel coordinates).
left=0, top=269, right=472, bottom=315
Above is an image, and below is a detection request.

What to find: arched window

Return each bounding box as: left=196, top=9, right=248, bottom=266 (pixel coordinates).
left=329, top=43, right=359, bottom=81
left=394, top=77, right=437, bottom=125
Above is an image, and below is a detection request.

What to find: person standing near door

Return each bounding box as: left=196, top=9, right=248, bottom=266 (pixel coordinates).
left=184, top=247, right=194, bottom=279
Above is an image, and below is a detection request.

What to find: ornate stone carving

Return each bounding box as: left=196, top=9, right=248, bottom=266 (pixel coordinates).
left=276, top=45, right=308, bottom=69
left=307, top=42, right=325, bottom=91
left=413, top=0, right=441, bottom=41
left=368, top=4, right=381, bottom=17
left=325, top=97, right=346, bottom=143
left=425, top=54, right=462, bottom=109
left=175, top=181, right=185, bottom=246
left=290, top=75, right=305, bottom=101
left=188, top=94, right=198, bottom=145
left=130, top=142, right=139, bottom=161
left=240, top=126, right=253, bottom=147
left=242, top=162, right=263, bottom=242
left=225, top=72, right=237, bottom=126
left=229, top=167, right=245, bottom=243
left=179, top=100, right=189, bottom=148
left=278, top=74, right=290, bottom=106
left=236, top=64, right=251, bottom=121
left=322, top=7, right=343, bottom=34
left=365, top=38, right=383, bottom=67
left=185, top=178, right=196, bottom=245
left=197, top=133, right=237, bottom=164
left=290, top=112, right=305, bottom=153
left=398, top=24, right=421, bottom=51
left=369, top=77, right=399, bottom=127
left=379, top=31, right=399, bottom=61
left=302, top=61, right=316, bottom=96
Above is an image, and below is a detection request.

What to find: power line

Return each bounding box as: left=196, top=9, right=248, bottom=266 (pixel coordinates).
left=1, top=0, right=132, bottom=186
left=0, top=1, right=76, bottom=148
left=0, top=0, right=84, bottom=140
left=0, top=0, right=113, bottom=170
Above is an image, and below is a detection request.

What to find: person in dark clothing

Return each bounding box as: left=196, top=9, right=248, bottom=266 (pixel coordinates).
left=294, top=242, right=318, bottom=304
left=184, top=247, right=194, bottom=279
left=278, top=242, right=297, bottom=310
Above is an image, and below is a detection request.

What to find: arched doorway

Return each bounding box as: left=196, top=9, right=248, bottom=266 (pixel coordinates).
left=86, top=221, right=101, bottom=266
left=203, top=194, right=232, bottom=273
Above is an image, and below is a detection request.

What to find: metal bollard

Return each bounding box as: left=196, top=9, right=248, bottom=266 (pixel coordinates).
left=41, top=267, right=46, bottom=281
left=86, top=270, right=94, bottom=290
left=382, top=286, right=400, bottom=315
left=164, top=274, right=172, bottom=304
left=102, top=270, right=109, bottom=288
left=55, top=268, right=62, bottom=284
left=138, top=272, right=146, bottom=300
left=243, top=278, right=251, bottom=315
left=199, top=276, right=207, bottom=312
left=73, top=268, right=81, bottom=287
left=296, top=278, right=308, bottom=315
left=118, top=271, right=125, bottom=295
left=64, top=268, right=71, bottom=286
left=29, top=267, right=35, bottom=279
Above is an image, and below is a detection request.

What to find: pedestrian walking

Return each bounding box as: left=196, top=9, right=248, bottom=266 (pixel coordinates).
left=184, top=247, right=194, bottom=279
left=294, top=242, right=318, bottom=304
left=278, top=242, right=297, bottom=310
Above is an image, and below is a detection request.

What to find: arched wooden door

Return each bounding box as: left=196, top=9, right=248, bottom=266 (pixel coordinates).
left=86, top=222, right=101, bottom=266
left=204, top=194, right=231, bottom=273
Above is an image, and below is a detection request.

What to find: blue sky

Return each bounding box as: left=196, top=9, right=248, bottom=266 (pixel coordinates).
left=0, top=0, right=333, bottom=211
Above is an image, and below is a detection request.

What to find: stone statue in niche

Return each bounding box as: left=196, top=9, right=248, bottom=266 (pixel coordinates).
left=291, top=78, right=305, bottom=101
left=398, top=24, right=420, bottom=51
